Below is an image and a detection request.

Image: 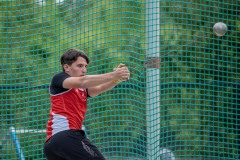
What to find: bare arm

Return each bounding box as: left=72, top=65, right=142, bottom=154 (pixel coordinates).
left=87, top=81, right=119, bottom=97
left=62, top=67, right=129, bottom=89
left=88, top=63, right=130, bottom=97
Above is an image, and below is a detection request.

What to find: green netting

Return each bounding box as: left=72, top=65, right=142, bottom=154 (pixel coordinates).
left=0, top=0, right=239, bottom=159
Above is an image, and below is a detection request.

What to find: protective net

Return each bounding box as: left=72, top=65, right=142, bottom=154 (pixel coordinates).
left=0, top=0, right=239, bottom=160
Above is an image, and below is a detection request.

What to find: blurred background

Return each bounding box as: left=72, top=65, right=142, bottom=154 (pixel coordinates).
left=0, top=0, right=239, bottom=159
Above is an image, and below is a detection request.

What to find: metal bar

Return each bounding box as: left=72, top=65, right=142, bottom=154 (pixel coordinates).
left=9, top=127, right=25, bottom=160
left=146, top=0, right=160, bottom=159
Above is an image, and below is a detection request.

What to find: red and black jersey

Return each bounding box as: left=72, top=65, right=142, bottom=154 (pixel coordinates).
left=46, top=72, right=88, bottom=141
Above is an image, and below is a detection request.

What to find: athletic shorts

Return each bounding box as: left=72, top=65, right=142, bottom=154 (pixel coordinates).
left=43, top=130, right=106, bottom=160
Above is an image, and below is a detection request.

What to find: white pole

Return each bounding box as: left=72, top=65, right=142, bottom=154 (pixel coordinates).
left=146, top=0, right=160, bottom=160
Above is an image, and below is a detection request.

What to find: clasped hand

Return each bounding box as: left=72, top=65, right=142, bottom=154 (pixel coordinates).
left=113, top=63, right=130, bottom=81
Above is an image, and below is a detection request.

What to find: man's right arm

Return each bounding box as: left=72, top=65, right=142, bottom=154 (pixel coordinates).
left=62, top=67, right=130, bottom=89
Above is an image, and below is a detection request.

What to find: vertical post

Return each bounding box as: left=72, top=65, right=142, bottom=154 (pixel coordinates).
left=146, top=0, right=160, bottom=160
left=9, top=127, right=25, bottom=160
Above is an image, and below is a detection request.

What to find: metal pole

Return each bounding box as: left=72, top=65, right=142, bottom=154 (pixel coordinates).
left=146, top=0, right=160, bottom=160
left=9, top=127, right=25, bottom=160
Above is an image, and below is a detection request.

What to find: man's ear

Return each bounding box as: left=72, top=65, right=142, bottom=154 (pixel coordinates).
left=63, top=64, right=69, bottom=72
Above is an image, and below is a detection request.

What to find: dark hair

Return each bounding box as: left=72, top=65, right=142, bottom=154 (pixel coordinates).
left=60, top=49, right=90, bottom=71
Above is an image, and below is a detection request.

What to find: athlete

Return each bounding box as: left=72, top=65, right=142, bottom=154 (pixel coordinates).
left=43, top=49, right=130, bottom=160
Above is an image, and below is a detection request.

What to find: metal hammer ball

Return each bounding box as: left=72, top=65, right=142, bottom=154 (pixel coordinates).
left=213, top=22, right=227, bottom=37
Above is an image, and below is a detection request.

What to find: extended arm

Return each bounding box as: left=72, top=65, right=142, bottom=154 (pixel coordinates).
left=62, top=66, right=129, bottom=90
left=87, top=80, right=120, bottom=97
left=87, top=64, right=130, bottom=97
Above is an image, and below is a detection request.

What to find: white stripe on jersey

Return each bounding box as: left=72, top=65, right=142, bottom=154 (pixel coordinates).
left=52, top=112, right=70, bottom=135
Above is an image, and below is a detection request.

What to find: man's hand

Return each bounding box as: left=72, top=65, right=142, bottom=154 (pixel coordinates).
left=113, top=63, right=130, bottom=82
left=114, top=63, right=126, bottom=71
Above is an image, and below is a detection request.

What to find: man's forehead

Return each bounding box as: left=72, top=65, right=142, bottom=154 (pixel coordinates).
left=76, top=57, right=87, bottom=64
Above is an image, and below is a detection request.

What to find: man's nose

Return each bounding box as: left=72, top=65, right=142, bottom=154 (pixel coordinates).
left=82, top=67, right=87, bottom=73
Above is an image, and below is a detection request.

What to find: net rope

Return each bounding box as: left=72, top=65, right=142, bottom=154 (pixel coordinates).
left=0, top=0, right=239, bottom=159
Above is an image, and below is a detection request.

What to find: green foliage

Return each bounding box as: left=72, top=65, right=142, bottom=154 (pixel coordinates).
left=160, top=0, right=240, bottom=158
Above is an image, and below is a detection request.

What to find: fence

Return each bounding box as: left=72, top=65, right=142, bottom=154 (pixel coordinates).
left=0, top=0, right=239, bottom=159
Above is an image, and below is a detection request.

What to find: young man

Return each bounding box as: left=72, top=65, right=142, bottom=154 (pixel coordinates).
left=43, top=49, right=130, bottom=160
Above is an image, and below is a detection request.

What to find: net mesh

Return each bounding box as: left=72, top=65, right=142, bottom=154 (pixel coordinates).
left=0, top=0, right=239, bottom=160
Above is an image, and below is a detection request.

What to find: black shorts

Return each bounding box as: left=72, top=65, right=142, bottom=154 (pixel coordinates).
left=43, top=130, right=106, bottom=160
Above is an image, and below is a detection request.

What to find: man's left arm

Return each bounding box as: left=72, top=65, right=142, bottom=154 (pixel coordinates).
left=87, top=80, right=120, bottom=97
left=88, top=64, right=129, bottom=97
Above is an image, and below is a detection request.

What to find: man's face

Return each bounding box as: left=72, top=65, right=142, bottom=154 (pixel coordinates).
left=64, top=57, right=88, bottom=77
